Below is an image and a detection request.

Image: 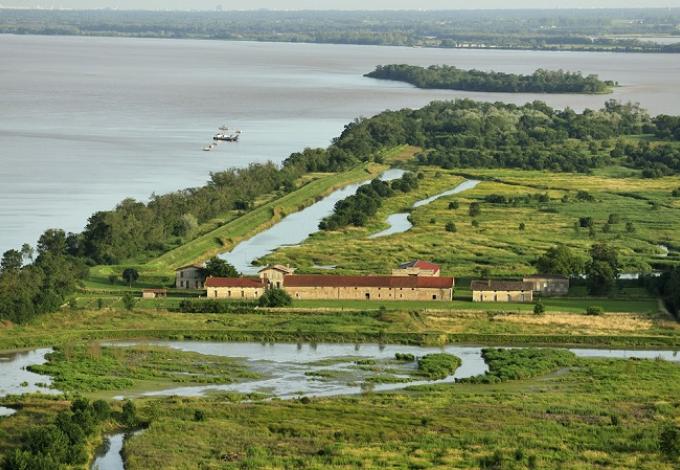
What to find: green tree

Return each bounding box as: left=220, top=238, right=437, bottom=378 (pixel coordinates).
left=469, top=202, right=481, bottom=217
left=607, top=213, right=621, bottom=224
left=445, top=222, right=457, bottom=233
left=448, top=201, right=459, bottom=210
left=586, top=244, right=620, bottom=296
left=205, top=257, right=239, bottom=278
left=121, top=268, right=139, bottom=287
left=519, top=222, right=526, bottom=231
left=258, top=288, right=293, bottom=308
left=533, top=300, right=545, bottom=315
left=121, top=292, right=137, bottom=311
left=535, top=245, right=584, bottom=277
left=1, top=250, right=23, bottom=273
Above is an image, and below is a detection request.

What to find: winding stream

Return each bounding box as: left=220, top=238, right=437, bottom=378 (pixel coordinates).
left=370, top=179, right=480, bottom=239
left=220, top=168, right=406, bottom=274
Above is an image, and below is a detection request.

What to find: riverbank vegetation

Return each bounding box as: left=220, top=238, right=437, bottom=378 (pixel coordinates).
left=366, top=64, right=616, bottom=94
left=0, top=302, right=676, bottom=353
left=2, top=9, right=679, bottom=53
left=28, top=344, right=259, bottom=396
left=116, top=352, right=680, bottom=468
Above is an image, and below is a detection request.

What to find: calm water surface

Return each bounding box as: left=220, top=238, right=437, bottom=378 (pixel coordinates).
left=221, top=168, right=405, bottom=273
left=1, top=35, right=680, bottom=253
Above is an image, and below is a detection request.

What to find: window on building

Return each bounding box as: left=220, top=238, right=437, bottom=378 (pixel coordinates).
left=432, top=295, right=437, bottom=300
left=365, top=293, right=370, bottom=300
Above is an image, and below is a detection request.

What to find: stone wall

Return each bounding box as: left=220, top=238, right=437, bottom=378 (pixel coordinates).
left=207, top=286, right=264, bottom=300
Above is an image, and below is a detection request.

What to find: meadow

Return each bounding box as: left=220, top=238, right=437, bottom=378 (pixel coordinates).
left=261, top=166, right=680, bottom=277
left=117, top=350, right=680, bottom=469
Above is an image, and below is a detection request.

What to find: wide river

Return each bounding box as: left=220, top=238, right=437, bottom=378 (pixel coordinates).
left=1, top=34, right=679, bottom=253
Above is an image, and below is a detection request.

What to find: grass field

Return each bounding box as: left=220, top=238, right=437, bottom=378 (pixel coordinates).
left=260, top=166, right=680, bottom=277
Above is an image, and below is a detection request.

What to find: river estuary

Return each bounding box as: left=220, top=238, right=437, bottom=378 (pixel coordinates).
left=2, top=34, right=680, bottom=253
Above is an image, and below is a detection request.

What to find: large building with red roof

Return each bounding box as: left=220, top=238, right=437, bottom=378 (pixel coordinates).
left=204, top=261, right=454, bottom=301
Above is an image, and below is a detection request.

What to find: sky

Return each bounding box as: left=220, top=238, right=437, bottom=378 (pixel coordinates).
left=4, top=1, right=680, bottom=10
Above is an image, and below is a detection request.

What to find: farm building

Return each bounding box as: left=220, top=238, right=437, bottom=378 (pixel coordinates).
left=206, top=262, right=454, bottom=302
left=523, top=275, right=570, bottom=296
left=142, top=289, right=167, bottom=299
left=392, top=260, right=441, bottom=277
left=205, top=277, right=265, bottom=300
left=175, top=264, right=207, bottom=289
left=283, top=274, right=454, bottom=301
left=259, top=265, right=296, bottom=289
left=471, top=280, right=534, bottom=303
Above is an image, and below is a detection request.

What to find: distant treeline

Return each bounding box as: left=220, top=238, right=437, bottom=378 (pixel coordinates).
left=365, top=65, right=616, bottom=94
left=1, top=9, right=680, bottom=53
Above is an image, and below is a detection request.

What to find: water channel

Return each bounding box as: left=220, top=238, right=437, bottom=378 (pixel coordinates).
left=220, top=168, right=405, bottom=274
left=370, top=179, right=481, bottom=239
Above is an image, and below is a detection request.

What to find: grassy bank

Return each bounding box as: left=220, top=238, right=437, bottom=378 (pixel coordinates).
left=1, top=307, right=678, bottom=352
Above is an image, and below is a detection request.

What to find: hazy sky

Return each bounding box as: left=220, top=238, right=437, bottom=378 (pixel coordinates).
left=5, top=1, right=680, bottom=10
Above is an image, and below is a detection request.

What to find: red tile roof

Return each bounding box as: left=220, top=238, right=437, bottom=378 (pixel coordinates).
left=398, top=260, right=441, bottom=272
left=205, top=277, right=264, bottom=288
left=283, top=275, right=454, bottom=289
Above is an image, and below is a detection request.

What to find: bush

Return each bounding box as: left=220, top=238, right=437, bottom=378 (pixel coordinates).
left=194, top=410, right=206, bottom=422
left=258, top=288, right=292, bottom=308
left=121, top=292, right=136, bottom=311
left=178, top=299, right=254, bottom=313
left=448, top=201, right=459, bottom=210
left=533, top=301, right=545, bottom=315
left=417, top=353, right=461, bottom=380
left=469, top=202, right=481, bottom=217
left=461, top=348, right=576, bottom=383
left=394, top=353, right=415, bottom=362
left=585, top=306, right=604, bottom=316
left=445, top=222, right=457, bottom=233
left=660, top=423, right=680, bottom=460
left=122, top=400, right=137, bottom=426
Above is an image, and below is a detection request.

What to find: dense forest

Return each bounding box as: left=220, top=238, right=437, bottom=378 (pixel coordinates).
left=1, top=9, right=679, bottom=53
left=366, top=65, right=616, bottom=94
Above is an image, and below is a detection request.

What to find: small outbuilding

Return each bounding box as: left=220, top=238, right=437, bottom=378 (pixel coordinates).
left=471, top=280, right=534, bottom=303
left=523, top=275, right=570, bottom=296
left=392, top=260, right=441, bottom=277
left=142, top=289, right=168, bottom=299
left=258, top=265, right=296, bottom=289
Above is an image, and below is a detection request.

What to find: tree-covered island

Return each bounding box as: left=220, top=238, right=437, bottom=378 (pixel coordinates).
left=365, top=64, right=617, bottom=94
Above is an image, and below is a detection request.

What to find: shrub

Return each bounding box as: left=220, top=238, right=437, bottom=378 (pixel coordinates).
left=122, top=400, right=137, bottom=426
left=448, top=201, right=460, bottom=210
left=533, top=301, right=545, bottom=315
left=579, top=217, right=594, bottom=228
left=394, top=353, right=415, bottom=362
left=194, top=410, right=206, bottom=422
left=625, top=222, right=636, bottom=233
left=178, top=300, right=254, bottom=313
left=519, top=222, right=526, bottom=231
left=417, top=353, right=461, bottom=380
left=445, top=222, right=457, bottom=233
left=660, top=423, right=680, bottom=460
left=586, top=306, right=604, bottom=316
left=121, top=292, right=136, bottom=311
left=608, top=213, right=621, bottom=224
left=258, top=288, right=292, bottom=308
left=469, top=202, right=481, bottom=217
